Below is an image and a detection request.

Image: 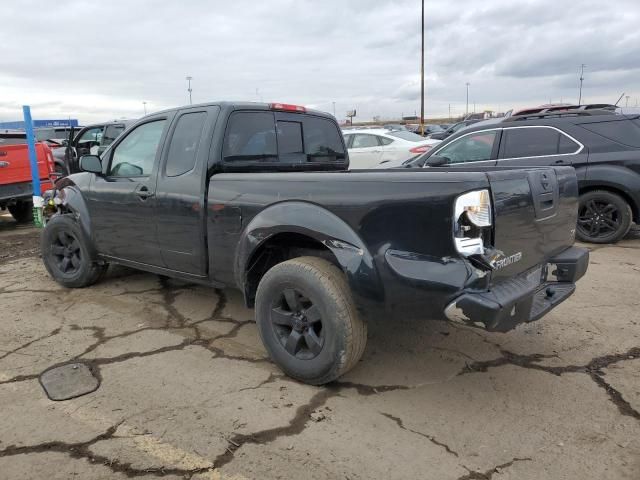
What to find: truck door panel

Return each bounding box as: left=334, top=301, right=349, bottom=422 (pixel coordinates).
left=155, top=107, right=219, bottom=275
left=88, top=118, right=169, bottom=266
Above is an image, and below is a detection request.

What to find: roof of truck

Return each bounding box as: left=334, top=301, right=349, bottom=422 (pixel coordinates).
left=144, top=102, right=335, bottom=120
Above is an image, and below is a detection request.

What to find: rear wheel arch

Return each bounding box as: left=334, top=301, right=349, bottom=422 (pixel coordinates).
left=243, top=232, right=341, bottom=308
left=236, top=202, right=384, bottom=310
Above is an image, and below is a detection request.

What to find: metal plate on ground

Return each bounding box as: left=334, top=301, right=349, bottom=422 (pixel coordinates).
left=39, top=362, right=100, bottom=401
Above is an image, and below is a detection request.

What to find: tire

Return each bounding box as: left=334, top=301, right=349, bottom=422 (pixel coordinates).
left=41, top=215, right=107, bottom=288
left=576, top=190, right=632, bottom=244
left=8, top=201, right=33, bottom=223
left=255, top=256, right=367, bottom=385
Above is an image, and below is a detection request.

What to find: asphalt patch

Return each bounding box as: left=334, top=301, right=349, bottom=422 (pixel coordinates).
left=39, top=363, right=100, bottom=401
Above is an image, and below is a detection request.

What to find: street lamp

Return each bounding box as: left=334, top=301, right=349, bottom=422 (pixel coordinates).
left=186, top=76, right=193, bottom=105
left=465, top=82, right=470, bottom=117
left=142, top=101, right=147, bottom=115
left=578, top=64, right=586, bottom=105
left=419, top=0, right=425, bottom=135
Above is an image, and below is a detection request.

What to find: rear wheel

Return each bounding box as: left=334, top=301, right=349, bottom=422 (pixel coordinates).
left=8, top=201, right=33, bottom=223
left=255, top=256, right=367, bottom=385
left=41, top=215, right=107, bottom=288
left=576, top=190, right=632, bottom=244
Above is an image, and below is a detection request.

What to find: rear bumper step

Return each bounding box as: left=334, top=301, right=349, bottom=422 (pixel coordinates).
left=444, top=246, right=589, bottom=332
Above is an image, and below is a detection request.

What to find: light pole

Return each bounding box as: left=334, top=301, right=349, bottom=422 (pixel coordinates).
left=578, top=64, right=586, bottom=105
left=420, top=0, right=425, bottom=135
left=142, top=101, right=147, bottom=115
left=465, top=82, right=470, bottom=117
left=625, top=95, right=630, bottom=108
left=332, top=102, right=336, bottom=117
left=186, top=76, right=193, bottom=105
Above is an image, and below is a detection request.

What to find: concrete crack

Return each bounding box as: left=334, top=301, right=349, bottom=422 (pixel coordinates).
left=457, top=457, right=532, bottom=480
left=213, top=388, right=336, bottom=469
left=380, top=412, right=459, bottom=457
left=0, top=421, right=215, bottom=478
left=461, top=347, right=640, bottom=420
left=0, top=327, right=62, bottom=361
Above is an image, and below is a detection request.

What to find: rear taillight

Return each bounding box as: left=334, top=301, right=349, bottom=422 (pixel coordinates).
left=409, top=145, right=433, bottom=154
left=453, top=189, right=492, bottom=257
left=269, top=103, right=306, bottom=113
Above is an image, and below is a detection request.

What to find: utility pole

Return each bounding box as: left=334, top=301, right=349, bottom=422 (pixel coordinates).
left=186, top=76, right=193, bottom=105
left=420, top=0, right=425, bottom=135
left=465, top=82, right=470, bottom=117
left=578, top=64, right=586, bottom=105
left=332, top=102, right=336, bottom=117
left=142, top=101, right=147, bottom=115
left=448, top=103, right=451, bottom=121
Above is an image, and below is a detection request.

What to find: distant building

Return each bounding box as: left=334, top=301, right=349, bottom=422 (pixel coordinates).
left=0, top=119, right=79, bottom=130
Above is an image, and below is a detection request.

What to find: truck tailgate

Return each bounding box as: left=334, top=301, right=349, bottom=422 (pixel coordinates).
left=486, top=166, right=579, bottom=282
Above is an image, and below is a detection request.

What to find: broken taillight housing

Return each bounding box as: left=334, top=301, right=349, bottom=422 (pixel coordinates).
left=453, top=189, right=492, bottom=257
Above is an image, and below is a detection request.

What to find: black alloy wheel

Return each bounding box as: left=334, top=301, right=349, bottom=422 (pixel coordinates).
left=255, top=256, right=367, bottom=385
left=576, top=190, right=632, bottom=244
left=41, top=215, right=108, bottom=288
left=51, top=231, right=82, bottom=275
left=270, top=288, right=324, bottom=360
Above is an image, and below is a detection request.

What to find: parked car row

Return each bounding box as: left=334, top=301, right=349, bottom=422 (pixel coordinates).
left=404, top=107, right=640, bottom=244
left=341, top=128, right=439, bottom=169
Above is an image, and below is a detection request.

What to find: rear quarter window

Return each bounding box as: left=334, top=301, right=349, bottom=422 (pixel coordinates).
left=223, top=112, right=345, bottom=165
left=579, top=118, right=640, bottom=148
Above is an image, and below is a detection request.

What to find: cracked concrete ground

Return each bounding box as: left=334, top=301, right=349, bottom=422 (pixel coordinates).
left=0, top=213, right=639, bottom=479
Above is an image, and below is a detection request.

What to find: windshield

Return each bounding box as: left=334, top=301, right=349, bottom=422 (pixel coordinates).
left=388, top=131, right=427, bottom=142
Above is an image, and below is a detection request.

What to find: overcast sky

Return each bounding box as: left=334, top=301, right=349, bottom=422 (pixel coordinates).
left=2, top=0, right=639, bottom=124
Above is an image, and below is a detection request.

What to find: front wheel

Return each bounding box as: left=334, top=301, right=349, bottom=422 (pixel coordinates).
left=576, top=190, right=632, bottom=244
left=41, top=215, right=107, bottom=288
left=255, top=256, right=367, bottom=385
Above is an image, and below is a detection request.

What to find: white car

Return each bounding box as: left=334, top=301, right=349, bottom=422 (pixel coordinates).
left=342, top=129, right=440, bottom=169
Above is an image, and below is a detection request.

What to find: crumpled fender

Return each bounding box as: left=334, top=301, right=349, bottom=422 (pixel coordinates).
left=235, top=201, right=384, bottom=309
left=49, top=176, right=97, bottom=259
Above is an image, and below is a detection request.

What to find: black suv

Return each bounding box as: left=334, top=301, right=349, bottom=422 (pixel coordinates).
left=411, top=109, right=640, bottom=243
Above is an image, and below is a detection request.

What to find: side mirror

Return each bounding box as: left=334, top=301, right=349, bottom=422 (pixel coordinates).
left=79, top=155, right=102, bottom=174
left=425, top=155, right=450, bottom=167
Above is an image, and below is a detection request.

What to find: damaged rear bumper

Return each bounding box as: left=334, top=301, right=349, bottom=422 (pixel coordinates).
left=444, top=246, right=589, bottom=332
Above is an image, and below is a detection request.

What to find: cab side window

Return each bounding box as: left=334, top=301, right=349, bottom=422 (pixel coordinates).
left=165, top=112, right=207, bottom=176
left=223, top=112, right=277, bottom=161
left=109, top=120, right=166, bottom=177
left=435, top=131, right=497, bottom=163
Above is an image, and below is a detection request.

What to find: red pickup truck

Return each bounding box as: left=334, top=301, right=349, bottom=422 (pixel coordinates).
left=0, top=135, right=56, bottom=222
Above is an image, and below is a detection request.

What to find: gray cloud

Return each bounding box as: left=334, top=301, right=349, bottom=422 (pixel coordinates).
left=1, top=0, right=639, bottom=124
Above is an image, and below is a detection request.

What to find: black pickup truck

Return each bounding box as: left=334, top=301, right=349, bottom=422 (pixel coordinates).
left=41, top=102, right=589, bottom=385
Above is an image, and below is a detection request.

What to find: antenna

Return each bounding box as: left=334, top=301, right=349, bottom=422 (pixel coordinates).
left=614, top=92, right=625, bottom=106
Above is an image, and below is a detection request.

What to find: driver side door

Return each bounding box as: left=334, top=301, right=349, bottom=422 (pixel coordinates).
left=87, top=116, right=171, bottom=266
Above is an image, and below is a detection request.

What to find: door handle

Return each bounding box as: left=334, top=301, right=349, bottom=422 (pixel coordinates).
left=553, top=159, right=566, bottom=164
left=135, top=185, right=155, bottom=200
left=0, top=161, right=9, bottom=168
